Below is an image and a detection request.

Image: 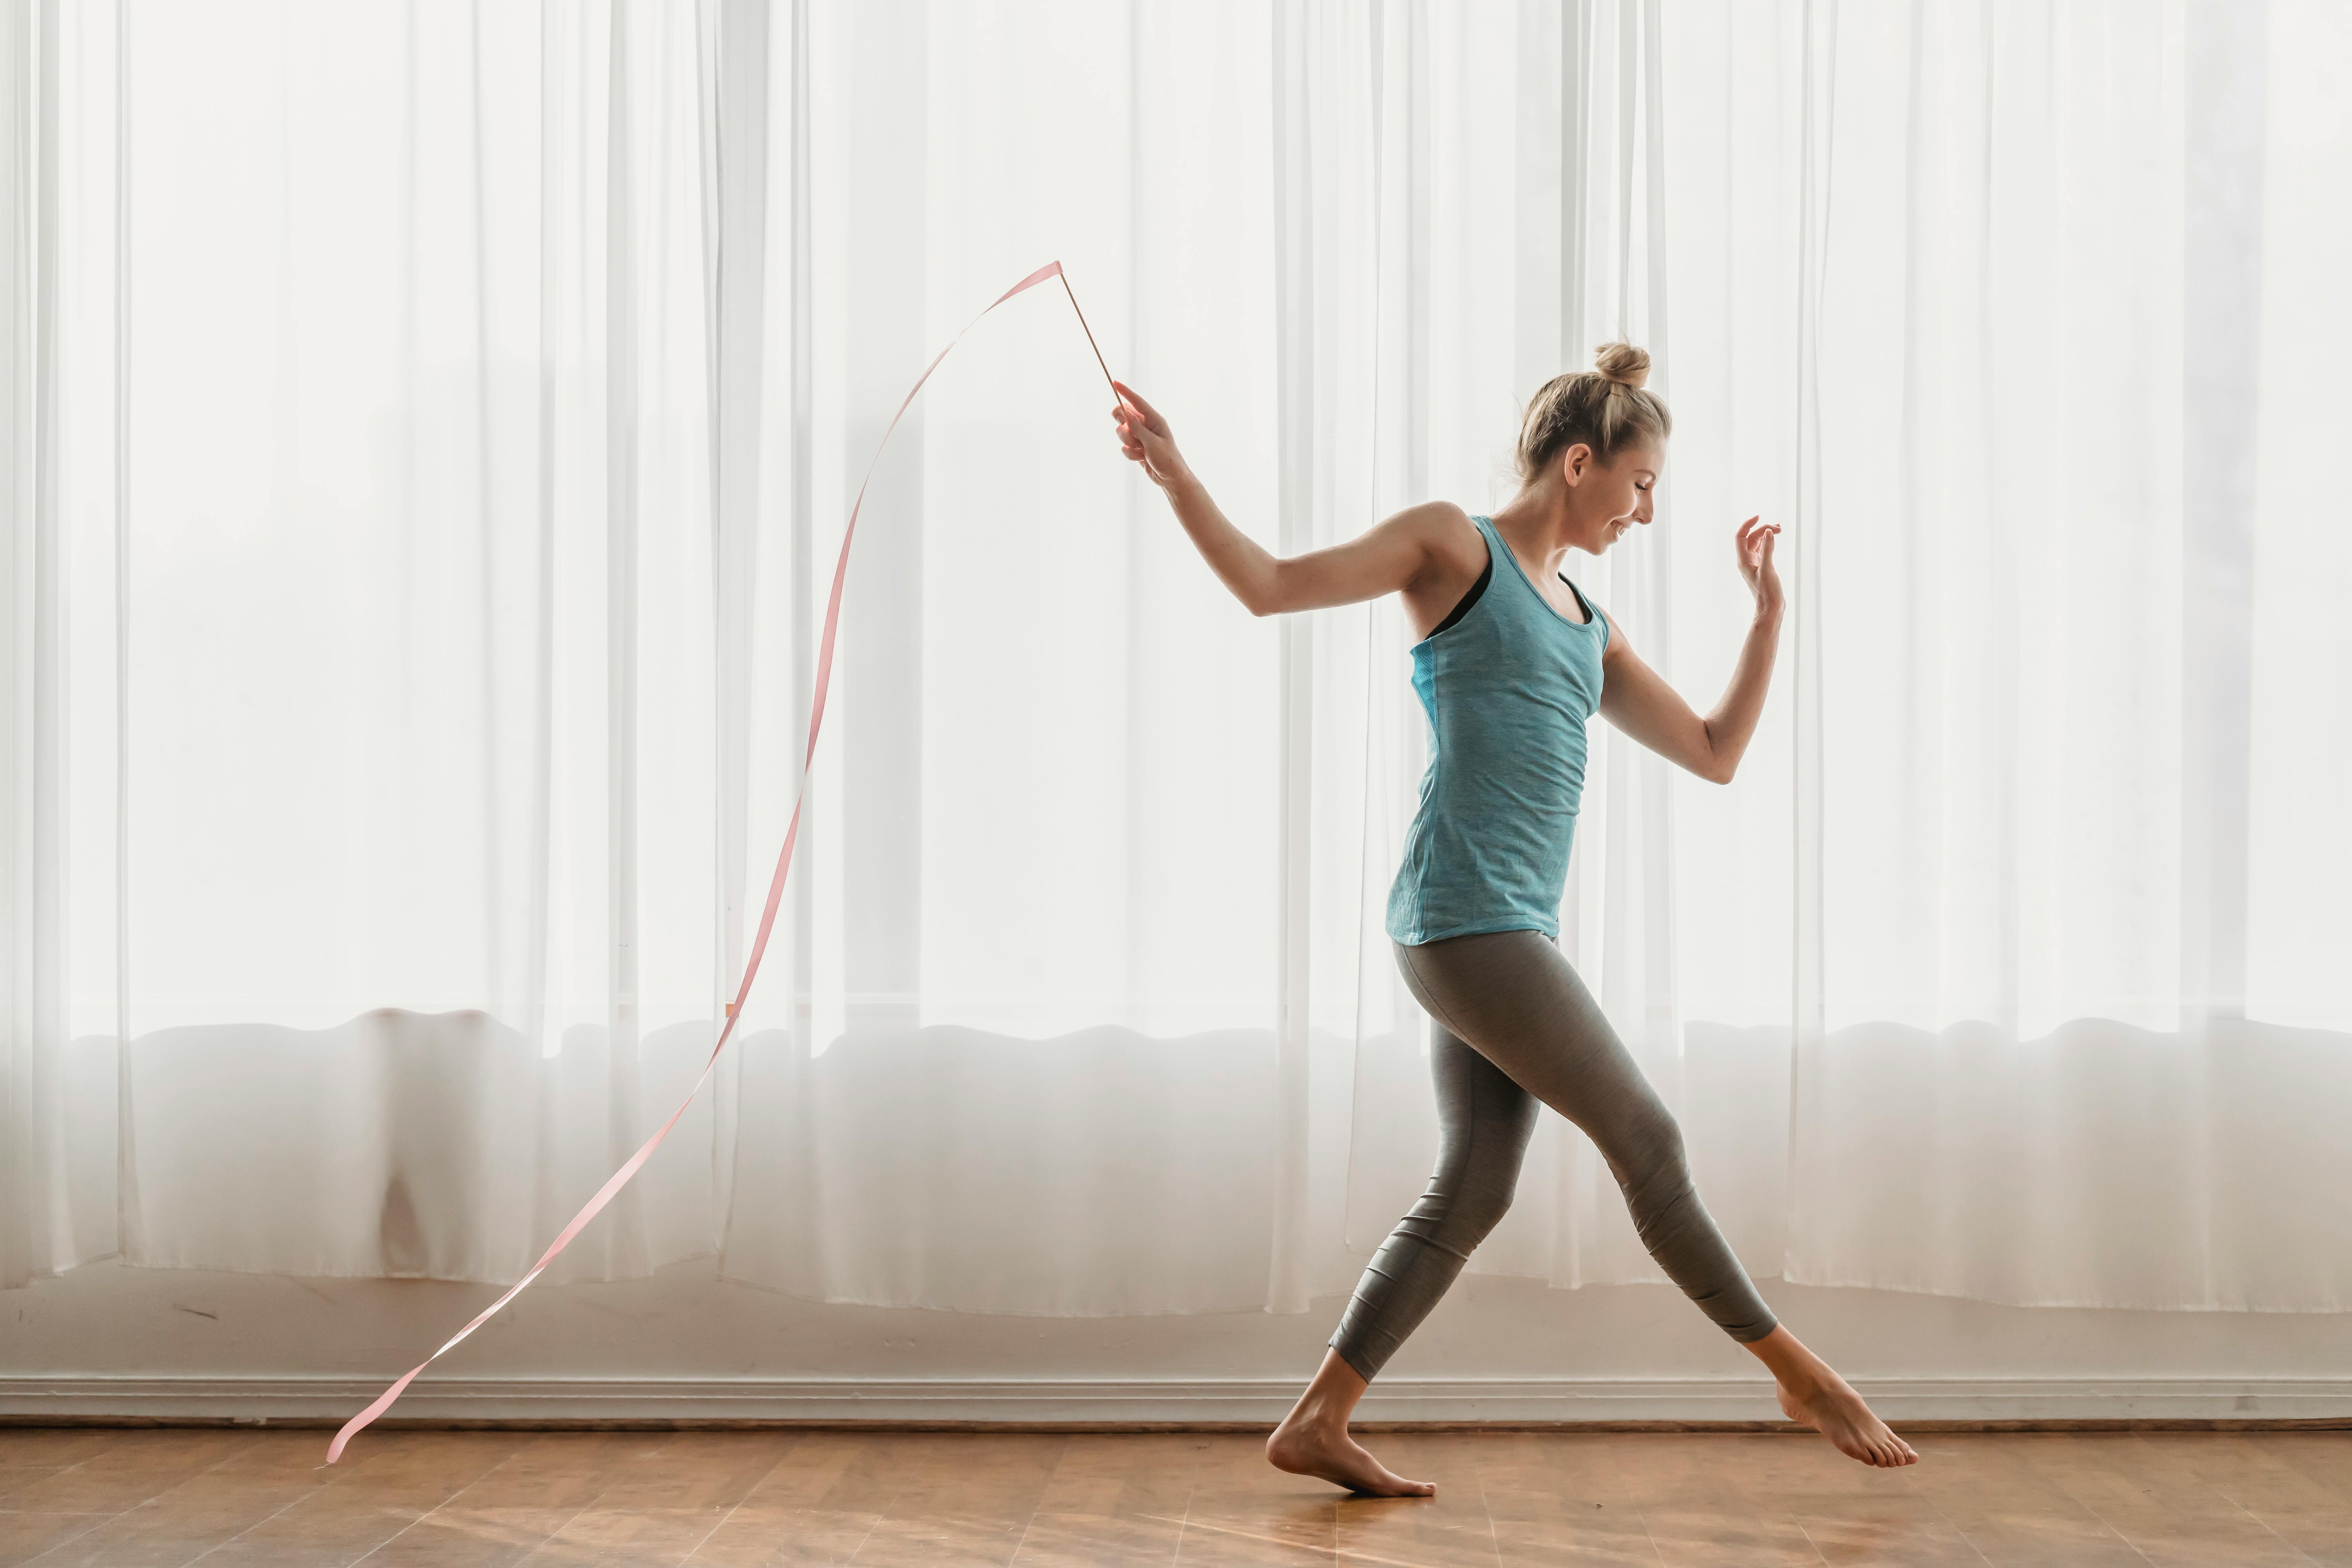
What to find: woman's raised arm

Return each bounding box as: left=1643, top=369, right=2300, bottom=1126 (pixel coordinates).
left=1596, top=515, right=1782, bottom=784
left=1113, top=378, right=1450, bottom=617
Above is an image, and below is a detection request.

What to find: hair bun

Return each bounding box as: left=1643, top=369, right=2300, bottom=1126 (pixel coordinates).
left=1593, top=341, right=1651, bottom=390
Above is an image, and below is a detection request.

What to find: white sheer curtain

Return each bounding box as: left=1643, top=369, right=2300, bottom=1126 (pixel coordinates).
left=1781, top=0, right=2352, bottom=1310
left=7, top=0, right=2350, bottom=1321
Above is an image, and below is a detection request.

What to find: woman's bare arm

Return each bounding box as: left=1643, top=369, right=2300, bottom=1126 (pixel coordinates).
left=1163, top=478, right=1459, bottom=616
left=1111, top=377, right=1456, bottom=616
left=1596, top=516, right=1783, bottom=784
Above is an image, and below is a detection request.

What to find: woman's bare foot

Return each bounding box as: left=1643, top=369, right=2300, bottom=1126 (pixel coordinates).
left=1743, top=1323, right=1917, bottom=1468
left=1775, top=1372, right=1917, bottom=1467
left=1264, top=1349, right=1434, bottom=1496
left=1265, top=1413, right=1436, bottom=1497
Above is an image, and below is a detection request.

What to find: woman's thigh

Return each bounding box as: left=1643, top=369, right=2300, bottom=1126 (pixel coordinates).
left=1393, top=929, right=1674, bottom=1159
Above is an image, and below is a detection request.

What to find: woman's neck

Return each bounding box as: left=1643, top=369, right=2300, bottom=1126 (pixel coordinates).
left=1488, top=492, right=1577, bottom=570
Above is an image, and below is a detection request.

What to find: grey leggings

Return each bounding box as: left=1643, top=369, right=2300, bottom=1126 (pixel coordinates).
left=1328, top=928, right=1778, bottom=1382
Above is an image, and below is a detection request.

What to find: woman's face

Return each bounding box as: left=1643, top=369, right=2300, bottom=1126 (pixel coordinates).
left=1565, top=439, right=1662, bottom=553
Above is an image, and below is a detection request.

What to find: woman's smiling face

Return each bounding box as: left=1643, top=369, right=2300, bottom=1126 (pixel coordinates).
left=1568, top=439, right=1662, bottom=553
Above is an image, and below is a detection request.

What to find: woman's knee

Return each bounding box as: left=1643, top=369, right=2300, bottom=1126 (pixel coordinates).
left=1440, top=1174, right=1517, bottom=1249
left=1426, top=1064, right=1538, bottom=1251
left=1431, top=1135, right=1529, bottom=1249
left=1610, top=1106, right=1696, bottom=1216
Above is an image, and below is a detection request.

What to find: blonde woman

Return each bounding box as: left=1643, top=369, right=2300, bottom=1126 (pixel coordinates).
left=1110, top=345, right=1915, bottom=1495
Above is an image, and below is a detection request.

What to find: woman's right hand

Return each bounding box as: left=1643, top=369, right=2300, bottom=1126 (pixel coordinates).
left=1734, top=514, right=1784, bottom=621
left=1109, top=379, right=1191, bottom=491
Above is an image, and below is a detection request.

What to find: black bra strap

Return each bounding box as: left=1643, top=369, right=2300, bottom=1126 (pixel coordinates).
left=1556, top=572, right=1596, bottom=624
left=1429, top=552, right=1492, bottom=638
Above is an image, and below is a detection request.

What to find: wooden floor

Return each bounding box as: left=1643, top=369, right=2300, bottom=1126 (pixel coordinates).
left=6, top=1426, right=2352, bottom=1565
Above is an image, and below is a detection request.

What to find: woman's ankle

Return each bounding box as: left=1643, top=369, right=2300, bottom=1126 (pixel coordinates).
left=1744, top=1324, right=1835, bottom=1393
left=1298, top=1349, right=1372, bottom=1418
left=1279, top=1388, right=1355, bottom=1432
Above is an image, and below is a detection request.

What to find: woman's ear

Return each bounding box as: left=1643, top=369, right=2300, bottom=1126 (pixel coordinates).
left=1557, top=443, right=1592, bottom=488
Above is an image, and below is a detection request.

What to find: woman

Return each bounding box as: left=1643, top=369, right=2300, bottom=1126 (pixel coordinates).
left=1109, top=344, right=1916, bottom=1495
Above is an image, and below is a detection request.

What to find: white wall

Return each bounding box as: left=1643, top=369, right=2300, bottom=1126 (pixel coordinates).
left=9, top=1260, right=2352, bottom=1427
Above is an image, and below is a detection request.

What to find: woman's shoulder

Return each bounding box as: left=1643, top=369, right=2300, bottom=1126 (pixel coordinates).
left=1398, top=501, right=1486, bottom=575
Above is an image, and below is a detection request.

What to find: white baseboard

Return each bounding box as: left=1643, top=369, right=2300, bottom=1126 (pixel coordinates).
left=5, top=1375, right=2351, bottom=1425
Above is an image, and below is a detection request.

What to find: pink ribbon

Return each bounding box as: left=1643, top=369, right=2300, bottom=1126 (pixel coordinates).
left=329, top=260, right=1096, bottom=1463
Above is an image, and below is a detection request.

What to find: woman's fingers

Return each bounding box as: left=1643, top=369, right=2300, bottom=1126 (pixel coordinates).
left=1110, top=403, right=1147, bottom=459
left=1110, top=379, right=1169, bottom=434
left=1734, top=516, right=1779, bottom=570
left=1108, top=402, right=1143, bottom=461
left=1110, top=387, right=1173, bottom=477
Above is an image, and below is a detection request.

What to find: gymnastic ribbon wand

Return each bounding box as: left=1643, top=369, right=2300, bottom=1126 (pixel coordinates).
left=327, top=260, right=1122, bottom=1463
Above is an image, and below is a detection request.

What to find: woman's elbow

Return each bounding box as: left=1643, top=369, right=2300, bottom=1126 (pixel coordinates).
left=1247, top=563, right=1295, bottom=617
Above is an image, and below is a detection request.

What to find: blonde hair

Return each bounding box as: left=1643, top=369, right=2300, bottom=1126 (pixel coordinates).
left=1513, top=342, right=1671, bottom=485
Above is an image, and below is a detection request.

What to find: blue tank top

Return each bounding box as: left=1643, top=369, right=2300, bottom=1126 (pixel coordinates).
left=1385, top=512, right=1609, bottom=945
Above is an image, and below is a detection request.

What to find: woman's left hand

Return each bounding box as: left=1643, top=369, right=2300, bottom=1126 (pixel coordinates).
left=1735, top=515, right=1783, bottom=619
